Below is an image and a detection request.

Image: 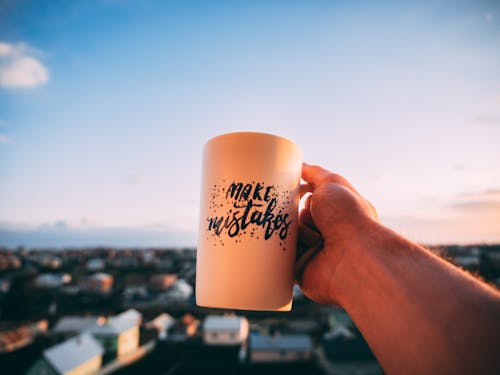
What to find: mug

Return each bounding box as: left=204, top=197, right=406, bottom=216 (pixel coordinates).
left=196, top=132, right=302, bottom=311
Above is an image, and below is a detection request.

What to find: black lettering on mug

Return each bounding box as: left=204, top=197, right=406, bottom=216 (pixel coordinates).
left=207, top=181, right=293, bottom=249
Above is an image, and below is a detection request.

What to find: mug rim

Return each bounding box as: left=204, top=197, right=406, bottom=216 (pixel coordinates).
left=205, top=131, right=300, bottom=152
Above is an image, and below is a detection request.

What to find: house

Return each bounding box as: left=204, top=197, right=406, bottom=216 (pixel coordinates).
left=34, top=273, right=71, bottom=288
left=27, top=333, right=103, bottom=375
left=166, top=313, right=199, bottom=342
left=87, top=309, right=141, bottom=358
left=149, top=273, right=177, bottom=292
left=38, top=255, right=62, bottom=270
left=85, top=258, right=105, bottom=272
left=0, top=320, right=48, bottom=353
left=52, top=316, right=102, bottom=338
left=454, top=255, right=480, bottom=270
left=165, top=279, right=192, bottom=301
left=141, top=251, right=157, bottom=265
left=81, top=273, right=114, bottom=294
left=110, top=256, right=138, bottom=269
left=203, top=315, right=249, bottom=346
left=0, top=277, right=11, bottom=294
left=122, top=285, right=149, bottom=301
left=145, top=313, right=175, bottom=339
left=0, top=255, right=21, bottom=270
left=249, top=333, right=313, bottom=363
left=285, top=319, right=321, bottom=334
left=155, top=257, right=174, bottom=271
left=323, top=324, right=355, bottom=340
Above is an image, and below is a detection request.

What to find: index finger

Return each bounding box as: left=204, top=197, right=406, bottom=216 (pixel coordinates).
left=301, top=163, right=331, bottom=187
left=302, top=163, right=359, bottom=194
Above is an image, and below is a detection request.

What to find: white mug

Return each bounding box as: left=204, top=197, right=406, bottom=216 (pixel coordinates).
left=196, top=132, right=302, bottom=311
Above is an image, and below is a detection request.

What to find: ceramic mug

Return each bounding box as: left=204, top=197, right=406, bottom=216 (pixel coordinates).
left=196, top=132, right=302, bottom=311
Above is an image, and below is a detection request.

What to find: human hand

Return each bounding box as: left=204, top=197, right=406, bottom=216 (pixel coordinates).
left=295, top=163, right=379, bottom=305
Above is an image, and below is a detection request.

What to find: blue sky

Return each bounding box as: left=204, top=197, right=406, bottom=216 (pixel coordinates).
left=0, top=0, right=499, bottom=247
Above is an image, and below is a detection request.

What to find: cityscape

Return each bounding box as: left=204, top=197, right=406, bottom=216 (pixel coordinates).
left=1, top=243, right=499, bottom=374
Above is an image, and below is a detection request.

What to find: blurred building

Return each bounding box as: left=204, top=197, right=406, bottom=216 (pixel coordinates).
left=145, top=313, right=175, bottom=339
left=81, top=273, right=113, bottom=294
left=166, top=313, right=200, bottom=342
left=52, top=316, right=101, bottom=338
left=203, top=315, right=249, bottom=346
left=141, top=251, right=157, bottom=265
left=38, top=255, right=63, bottom=270
left=0, top=254, right=21, bottom=270
left=454, top=255, right=480, bottom=270
left=87, top=309, right=141, bottom=359
left=0, top=277, right=11, bottom=294
left=122, top=285, right=148, bottom=300
left=110, top=256, right=139, bottom=269
left=27, top=333, right=103, bottom=375
left=149, top=273, right=177, bottom=292
left=34, top=274, right=71, bottom=289
left=0, top=320, right=48, bottom=353
left=249, top=333, right=313, bottom=363
left=85, top=258, right=105, bottom=272
left=165, top=279, right=192, bottom=301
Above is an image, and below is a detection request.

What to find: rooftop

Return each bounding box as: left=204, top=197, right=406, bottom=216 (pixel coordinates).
left=88, top=309, right=142, bottom=335
left=203, top=315, right=247, bottom=331
left=43, top=333, right=103, bottom=374
left=53, top=316, right=101, bottom=334
left=250, top=333, right=313, bottom=351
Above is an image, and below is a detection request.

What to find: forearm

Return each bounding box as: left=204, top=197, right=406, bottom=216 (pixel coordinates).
left=333, top=219, right=500, bottom=375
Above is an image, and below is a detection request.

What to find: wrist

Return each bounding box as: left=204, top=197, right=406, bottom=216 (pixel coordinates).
left=327, top=218, right=406, bottom=308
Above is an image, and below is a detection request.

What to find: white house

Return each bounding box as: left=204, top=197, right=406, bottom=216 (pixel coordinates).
left=203, top=315, right=249, bottom=346
left=27, top=333, right=103, bottom=375
left=249, top=333, right=313, bottom=363
left=81, top=272, right=114, bottom=294
left=145, top=313, right=175, bottom=338
left=34, top=274, right=71, bottom=288
left=323, top=324, right=355, bottom=340
left=167, top=279, right=193, bottom=300
left=85, top=258, right=106, bottom=272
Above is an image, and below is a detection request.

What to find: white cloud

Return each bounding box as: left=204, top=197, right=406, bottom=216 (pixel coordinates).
left=0, top=43, right=14, bottom=56
left=0, top=134, right=11, bottom=143
left=0, top=41, right=49, bottom=89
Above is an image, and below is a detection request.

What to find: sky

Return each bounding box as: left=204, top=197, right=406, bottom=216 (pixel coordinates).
left=0, top=0, right=499, bottom=247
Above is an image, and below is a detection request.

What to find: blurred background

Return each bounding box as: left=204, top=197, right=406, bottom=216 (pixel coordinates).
left=0, top=1, right=499, bottom=374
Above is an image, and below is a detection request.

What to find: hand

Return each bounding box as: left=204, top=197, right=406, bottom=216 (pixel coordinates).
left=295, top=163, right=379, bottom=305
left=295, top=164, right=500, bottom=375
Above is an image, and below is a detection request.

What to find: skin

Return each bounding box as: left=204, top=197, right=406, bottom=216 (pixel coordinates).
left=296, top=163, right=500, bottom=375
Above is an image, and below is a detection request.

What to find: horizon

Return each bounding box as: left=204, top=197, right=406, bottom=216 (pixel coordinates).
left=1, top=0, right=499, bottom=247
left=2, top=240, right=499, bottom=251
left=2, top=225, right=499, bottom=249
